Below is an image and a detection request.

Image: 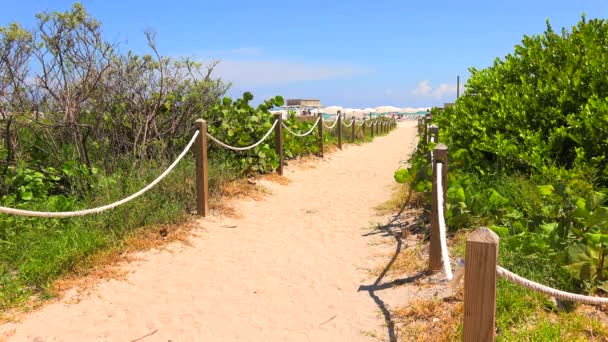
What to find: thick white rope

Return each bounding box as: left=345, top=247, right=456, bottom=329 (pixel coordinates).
left=355, top=119, right=365, bottom=127
left=322, top=113, right=341, bottom=129
left=430, top=135, right=435, bottom=171
left=281, top=117, right=320, bottom=137
left=496, top=266, right=608, bottom=305
left=343, top=118, right=355, bottom=127
left=436, top=163, right=453, bottom=281
left=365, top=120, right=374, bottom=127
left=0, top=131, right=200, bottom=217
left=207, top=120, right=278, bottom=151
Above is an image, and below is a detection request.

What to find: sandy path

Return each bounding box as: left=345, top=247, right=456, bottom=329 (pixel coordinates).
left=3, top=121, right=419, bottom=342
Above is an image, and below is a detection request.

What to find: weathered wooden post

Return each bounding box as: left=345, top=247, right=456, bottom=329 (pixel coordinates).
left=362, top=119, right=366, bottom=138
left=464, top=227, right=499, bottom=342
left=371, top=120, right=375, bottom=138
left=274, top=113, right=284, bottom=175
left=376, top=119, right=380, bottom=135
left=194, top=119, right=209, bottom=217
left=429, top=143, right=448, bottom=270
left=418, top=118, right=423, bottom=136
left=337, top=111, right=343, bottom=150
left=351, top=116, right=356, bottom=142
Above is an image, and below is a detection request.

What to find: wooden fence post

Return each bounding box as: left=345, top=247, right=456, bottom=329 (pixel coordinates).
left=376, top=119, right=380, bottom=135
left=429, top=143, right=448, bottom=270
left=428, top=124, right=439, bottom=143
left=337, top=111, right=343, bottom=150
left=418, top=118, right=423, bottom=136
left=351, top=116, right=356, bottom=142
left=274, top=113, right=283, bottom=175
left=194, top=119, right=209, bottom=217
left=318, top=113, right=324, bottom=157
left=371, top=120, right=375, bottom=138
left=464, top=227, right=499, bottom=342
left=362, top=119, right=366, bottom=138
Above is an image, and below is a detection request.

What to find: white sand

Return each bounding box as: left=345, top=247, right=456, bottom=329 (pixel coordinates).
left=2, top=121, right=419, bottom=341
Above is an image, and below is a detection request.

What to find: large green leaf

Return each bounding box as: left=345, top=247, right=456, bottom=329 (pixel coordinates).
left=393, top=169, right=411, bottom=183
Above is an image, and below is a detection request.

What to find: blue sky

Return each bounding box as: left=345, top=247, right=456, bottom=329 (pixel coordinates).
left=2, top=1, right=608, bottom=108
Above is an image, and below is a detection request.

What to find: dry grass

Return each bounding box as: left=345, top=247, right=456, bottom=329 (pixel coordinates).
left=375, top=183, right=425, bottom=216
left=375, top=183, right=410, bottom=215
left=216, top=178, right=269, bottom=200
left=208, top=178, right=271, bottom=218
left=369, top=243, right=426, bottom=278
left=259, top=173, right=290, bottom=185
left=392, top=290, right=463, bottom=341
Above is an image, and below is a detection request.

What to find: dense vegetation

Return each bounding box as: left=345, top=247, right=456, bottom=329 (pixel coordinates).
left=397, top=16, right=608, bottom=338
left=0, top=3, right=396, bottom=311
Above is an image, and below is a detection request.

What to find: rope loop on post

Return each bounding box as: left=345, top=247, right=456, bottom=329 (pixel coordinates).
left=343, top=118, right=355, bottom=127
left=281, top=117, right=320, bottom=137
left=206, top=120, right=278, bottom=151
left=322, top=113, right=341, bottom=129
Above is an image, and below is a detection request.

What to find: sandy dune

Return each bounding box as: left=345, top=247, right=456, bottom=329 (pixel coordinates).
left=2, top=121, right=419, bottom=342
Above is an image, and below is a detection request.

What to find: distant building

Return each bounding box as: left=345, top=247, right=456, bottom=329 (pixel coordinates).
left=286, top=99, right=321, bottom=107
left=281, top=99, right=322, bottom=117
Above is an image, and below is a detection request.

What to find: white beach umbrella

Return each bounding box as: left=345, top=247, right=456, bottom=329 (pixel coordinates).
left=323, top=106, right=343, bottom=115
left=375, top=106, right=402, bottom=113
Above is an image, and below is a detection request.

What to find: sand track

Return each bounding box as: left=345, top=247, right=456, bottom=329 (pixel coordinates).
left=2, top=121, right=419, bottom=341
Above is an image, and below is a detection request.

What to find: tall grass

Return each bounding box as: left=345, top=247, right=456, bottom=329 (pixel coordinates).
left=0, top=155, right=238, bottom=310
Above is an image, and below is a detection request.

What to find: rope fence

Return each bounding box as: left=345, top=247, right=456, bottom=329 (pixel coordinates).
left=0, top=131, right=200, bottom=218
left=206, top=120, right=278, bottom=151
left=323, top=113, right=341, bottom=129
left=417, top=116, right=608, bottom=342
left=0, top=112, right=397, bottom=219
left=281, top=117, right=321, bottom=137
left=436, top=162, right=453, bottom=281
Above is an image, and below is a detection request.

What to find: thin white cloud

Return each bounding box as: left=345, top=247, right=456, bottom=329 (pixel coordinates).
left=412, top=80, right=433, bottom=96
left=412, top=80, right=457, bottom=99
left=214, top=59, right=370, bottom=86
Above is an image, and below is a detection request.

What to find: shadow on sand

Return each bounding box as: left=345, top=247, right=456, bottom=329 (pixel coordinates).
left=358, top=210, right=428, bottom=342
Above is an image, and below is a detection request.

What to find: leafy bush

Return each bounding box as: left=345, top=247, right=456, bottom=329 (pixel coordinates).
left=205, top=92, right=282, bottom=173
left=397, top=17, right=608, bottom=292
